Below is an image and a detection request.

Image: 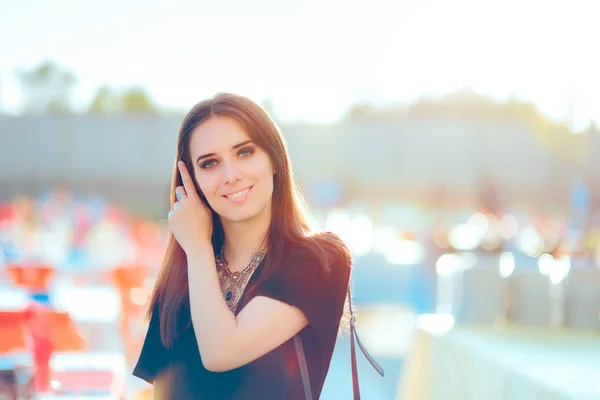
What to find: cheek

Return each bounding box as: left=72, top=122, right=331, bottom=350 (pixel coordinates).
left=260, top=171, right=275, bottom=198
left=249, top=155, right=275, bottom=178
left=193, top=171, right=215, bottom=195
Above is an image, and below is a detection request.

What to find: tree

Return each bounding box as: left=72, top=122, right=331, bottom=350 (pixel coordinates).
left=87, top=85, right=158, bottom=115
left=585, top=120, right=599, bottom=135
left=344, top=102, right=407, bottom=121
left=88, top=85, right=122, bottom=115
left=120, top=86, right=157, bottom=114
left=15, top=60, right=77, bottom=114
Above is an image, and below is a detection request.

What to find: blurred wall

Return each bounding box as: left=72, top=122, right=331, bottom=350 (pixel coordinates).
left=1, top=115, right=598, bottom=216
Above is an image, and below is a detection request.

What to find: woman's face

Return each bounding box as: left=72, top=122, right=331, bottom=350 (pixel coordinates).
left=189, top=115, right=275, bottom=224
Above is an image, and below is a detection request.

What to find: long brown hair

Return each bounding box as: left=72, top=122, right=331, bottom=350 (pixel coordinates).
left=147, top=92, right=350, bottom=347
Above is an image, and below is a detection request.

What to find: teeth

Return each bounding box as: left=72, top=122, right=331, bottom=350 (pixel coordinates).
left=228, top=188, right=249, bottom=199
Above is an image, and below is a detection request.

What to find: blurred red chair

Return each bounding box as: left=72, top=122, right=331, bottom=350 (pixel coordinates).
left=0, top=305, right=87, bottom=393
left=6, top=264, right=56, bottom=292
left=108, top=264, right=150, bottom=363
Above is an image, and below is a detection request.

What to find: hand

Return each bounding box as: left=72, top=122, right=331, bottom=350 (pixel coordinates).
left=168, top=161, right=213, bottom=254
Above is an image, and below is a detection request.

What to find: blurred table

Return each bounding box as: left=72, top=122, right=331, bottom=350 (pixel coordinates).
left=398, top=316, right=600, bottom=400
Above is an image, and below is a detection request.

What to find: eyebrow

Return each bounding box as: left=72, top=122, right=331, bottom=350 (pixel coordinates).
left=196, top=140, right=255, bottom=164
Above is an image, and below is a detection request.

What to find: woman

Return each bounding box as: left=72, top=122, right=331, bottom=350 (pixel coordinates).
left=133, top=92, right=352, bottom=399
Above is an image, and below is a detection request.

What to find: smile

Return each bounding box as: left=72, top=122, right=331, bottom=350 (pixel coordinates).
left=223, top=186, right=253, bottom=202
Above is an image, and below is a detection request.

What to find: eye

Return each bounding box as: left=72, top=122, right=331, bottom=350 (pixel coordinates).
left=238, top=146, right=255, bottom=158
left=200, top=159, right=218, bottom=169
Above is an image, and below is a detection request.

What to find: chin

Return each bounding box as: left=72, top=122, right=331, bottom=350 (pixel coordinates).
left=218, top=202, right=270, bottom=224
left=221, top=210, right=255, bottom=223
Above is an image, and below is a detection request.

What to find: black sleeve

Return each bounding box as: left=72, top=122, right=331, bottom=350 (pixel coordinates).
left=257, top=236, right=351, bottom=351
left=132, top=305, right=167, bottom=384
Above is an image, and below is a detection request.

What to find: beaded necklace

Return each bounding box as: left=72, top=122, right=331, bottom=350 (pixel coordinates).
left=216, top=247, right=266, bottom=313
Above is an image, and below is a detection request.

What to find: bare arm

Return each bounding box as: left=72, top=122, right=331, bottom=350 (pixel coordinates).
left=186, top=245, right=308, bottom=372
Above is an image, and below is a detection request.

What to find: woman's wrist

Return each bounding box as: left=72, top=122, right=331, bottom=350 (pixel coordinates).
left=185, top=240, right=214, bottom=260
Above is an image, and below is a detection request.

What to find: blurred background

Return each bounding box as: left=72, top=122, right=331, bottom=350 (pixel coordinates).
left=1, top=0, right=599, bottom=399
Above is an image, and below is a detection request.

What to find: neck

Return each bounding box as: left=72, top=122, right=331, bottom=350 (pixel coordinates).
left=220, top=208, right=271, bottom=272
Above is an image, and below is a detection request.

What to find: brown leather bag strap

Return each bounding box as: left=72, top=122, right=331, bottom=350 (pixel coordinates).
left=349, top=303, right=361, bottom=399
left=294, top=335, right=313, bottom=400
left=295, top=281, right=385, bottom=400
left=347, top=283, right=385, bottom=400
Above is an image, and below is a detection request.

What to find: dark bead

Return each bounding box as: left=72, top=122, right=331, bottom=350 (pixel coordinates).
left=225, top=292, right=233, bottom=301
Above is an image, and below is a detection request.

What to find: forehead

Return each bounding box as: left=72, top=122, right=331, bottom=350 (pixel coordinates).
left=189, top=115, right=251, bottom=155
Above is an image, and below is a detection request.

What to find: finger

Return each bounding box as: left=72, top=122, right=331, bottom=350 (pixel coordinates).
left=178, top=161, right=198, bottom=200
left=175, top=186, right=187, bottom=201
left=173, top=201, right=180, bottom=210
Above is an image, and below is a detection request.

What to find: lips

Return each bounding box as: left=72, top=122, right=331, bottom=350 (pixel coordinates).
left=222, top=185, right=253, bottom=202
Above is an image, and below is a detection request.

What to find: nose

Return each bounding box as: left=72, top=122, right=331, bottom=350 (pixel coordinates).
left=222, top=160, right=241, bottom=184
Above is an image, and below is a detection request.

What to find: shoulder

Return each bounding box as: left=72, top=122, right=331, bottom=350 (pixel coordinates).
left=285, top=231, right=352, bottom=278
left=314, top=231, right=351, bottom=263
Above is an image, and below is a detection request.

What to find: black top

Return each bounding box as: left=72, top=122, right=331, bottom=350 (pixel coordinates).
left=133, top=237, right=351, bottom=399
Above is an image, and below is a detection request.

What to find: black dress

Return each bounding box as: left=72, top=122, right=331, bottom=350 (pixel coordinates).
left=133, top=239, right=351, bottom=399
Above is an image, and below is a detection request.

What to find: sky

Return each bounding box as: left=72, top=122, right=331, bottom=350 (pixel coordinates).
left=0, top=0, right=598, bottom=128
